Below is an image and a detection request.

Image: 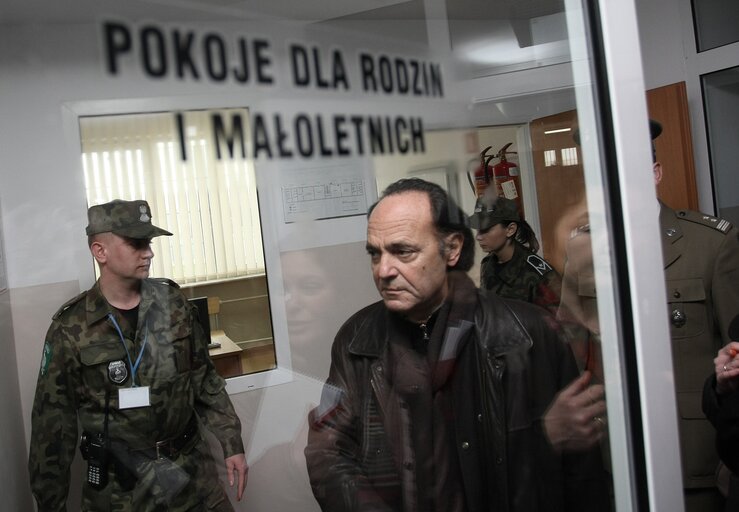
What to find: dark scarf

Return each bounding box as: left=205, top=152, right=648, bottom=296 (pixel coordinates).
left=387, top=271, right=479, bottom=512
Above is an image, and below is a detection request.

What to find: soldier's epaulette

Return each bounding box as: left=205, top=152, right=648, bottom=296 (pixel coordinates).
left=676, top=210, right=733, bottom=234
left=150, top=277, right=180, bottom=289
left=52, top=290, right=87, bottom=320
left=526, top=254, right=553, bottom=276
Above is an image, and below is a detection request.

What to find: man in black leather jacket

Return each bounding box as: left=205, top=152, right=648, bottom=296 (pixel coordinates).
left=305, top=178, right=609, bottom=512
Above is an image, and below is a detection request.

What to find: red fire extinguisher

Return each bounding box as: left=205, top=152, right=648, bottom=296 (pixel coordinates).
left=467, top=143, right=524, bottom=217
left=491, top=143, right=524, bottom=217
left=468, top=146, right=496, bottom=198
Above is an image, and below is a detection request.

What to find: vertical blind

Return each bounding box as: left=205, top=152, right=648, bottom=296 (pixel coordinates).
left=80, top=109, right=264, bottom=284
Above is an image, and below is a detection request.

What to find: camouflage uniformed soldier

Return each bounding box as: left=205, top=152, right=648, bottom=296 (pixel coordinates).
left=28, top=199, right=248, bottom=511
left=468, top=192, right=562, bottom=316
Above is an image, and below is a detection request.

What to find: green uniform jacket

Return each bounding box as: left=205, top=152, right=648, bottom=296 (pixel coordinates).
left=661, top=204, right=739, bottom=489
left=480, top=242, right=562, bottom=316
left=28, top=278, right=244, bottom=511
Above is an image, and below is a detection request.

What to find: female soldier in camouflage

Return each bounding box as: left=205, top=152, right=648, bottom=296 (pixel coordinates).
left=468, top=191, right=562, bottom=316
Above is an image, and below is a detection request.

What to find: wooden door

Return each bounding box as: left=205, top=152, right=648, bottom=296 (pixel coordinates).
left=646, top=81, right=699, bottom=210
left=530, top=110, right=584, bottom=274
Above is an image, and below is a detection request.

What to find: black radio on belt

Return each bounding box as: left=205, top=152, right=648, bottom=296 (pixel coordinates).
left=80, top=432, right=109, bottom=490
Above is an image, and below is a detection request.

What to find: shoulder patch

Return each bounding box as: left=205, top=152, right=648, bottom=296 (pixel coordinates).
left=40, top=341, right=52, bottom=376
left=150, top=277, right=180, bottom=289
left=526, top=254, right=553, bottom=276
left=52, top=290, right=87, bottom=320
left=677, top=210, right=733, bottom=234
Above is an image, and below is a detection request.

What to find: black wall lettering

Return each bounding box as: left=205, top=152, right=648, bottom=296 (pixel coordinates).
left=349, top=116, right=365, bottom=155
left=410, top=117, right=425, bottom=152
left=274, top=115, right=293, bottom=158
left=394, top=58, right=408, bottom=94
left=295, top=115, right=313, bottom=157
left=204, top=34, right=227, bottom=81
left=396, top=117, right=408, bottom=153
left=232, top=38, right=250, bottom=83
left=140, top=26, right=167, bottom=78
left=332, top=50, right=349, bottom=90
left=176, top=113, right=187, bottom=161
left=429, top=64, right=443, bottom=97
left=360, top=53, right=376, bottom=92
left=251, top=114, right=273, bottom=159
left=212, top=113, right=246, bottom=159
left=254, top=39, right=273, bottom=84
left=378, top=56, right=393, bottom=93
left=312, top=47, right=329, bottom=89
left=173, top=30, right=199, bottom=80
left=315, top=115, right=333, bottom=156
left=103, top=22, right=132, bottom=75
left=290, top=45, right=310, bottom=86
left=334, top=115, right=350, bottom=156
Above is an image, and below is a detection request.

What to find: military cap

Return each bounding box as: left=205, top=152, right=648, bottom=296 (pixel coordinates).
left=573, top=119, right=663, bottom=160
left=468, top=191, right=520, bottom=231
left=85, top=199, right=172, bottom=238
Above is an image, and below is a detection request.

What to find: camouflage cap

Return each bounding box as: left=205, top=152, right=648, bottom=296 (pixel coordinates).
left=85, top=199, right=172, bottom=239
left=468, top=192, right=520, bottom=231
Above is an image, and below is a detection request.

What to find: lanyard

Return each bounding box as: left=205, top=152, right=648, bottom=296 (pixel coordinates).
left=108, top=312, right=148, bottom=387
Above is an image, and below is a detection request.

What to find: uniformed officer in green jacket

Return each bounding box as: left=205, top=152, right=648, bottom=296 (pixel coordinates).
left=559, top=120, right=739, bottom=511
left=649, top=120, right=739, bottom=512
left=28, top=199, right=248, bottom=511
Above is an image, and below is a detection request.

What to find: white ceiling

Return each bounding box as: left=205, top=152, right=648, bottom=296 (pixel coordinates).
left=0, top=0, right=571, bottom=85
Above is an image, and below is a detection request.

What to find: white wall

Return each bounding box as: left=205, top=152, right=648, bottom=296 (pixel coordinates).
left=0, top=289, right=34, bottom=511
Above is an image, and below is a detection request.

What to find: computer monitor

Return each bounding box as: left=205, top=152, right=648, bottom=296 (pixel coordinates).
left=189, top=296, right=211, bottom=334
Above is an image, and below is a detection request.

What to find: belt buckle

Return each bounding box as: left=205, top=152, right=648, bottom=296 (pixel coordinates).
left=155, top=440, right=171, bottom=460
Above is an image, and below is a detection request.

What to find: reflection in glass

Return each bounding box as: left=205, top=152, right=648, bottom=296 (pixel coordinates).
left=693, top=0, right=739, bottom=52
left=701, top=66, right=739, bottom=227
left=80, top=109, right=275, bottom=379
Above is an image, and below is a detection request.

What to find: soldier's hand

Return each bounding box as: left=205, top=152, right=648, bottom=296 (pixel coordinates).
left=225, top=453, right=248, bottom=501
left=715, top=341, right=739, bottom=395
left=543, top=371, right=607, bottom=452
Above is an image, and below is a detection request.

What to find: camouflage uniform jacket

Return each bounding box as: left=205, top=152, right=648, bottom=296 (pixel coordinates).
left=480, top=242, right=562, bottom=316
left=660, top=203, right=739, bottom=490
left=28, top=278, right=244, bottom=511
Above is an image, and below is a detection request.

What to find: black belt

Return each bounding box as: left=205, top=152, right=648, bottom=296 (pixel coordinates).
left=128, top=416, right=199, bottom=460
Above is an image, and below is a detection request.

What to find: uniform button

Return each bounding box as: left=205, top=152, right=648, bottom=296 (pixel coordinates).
left=477, top=413, right=483, bottom=422
left=494, top=362, right=502, bottom=369
left=671, top=309, right=686, bottom=328
left=461, top=441, right=470, bottom=450
left=376, top=365, right=383, bottom=373
left=496, top=457, right=503, bottom=465
left=673, top=291, right=681, bottom=298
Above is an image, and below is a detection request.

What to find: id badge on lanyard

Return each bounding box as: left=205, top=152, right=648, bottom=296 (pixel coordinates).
left=108, top=313, right=151, bottom=409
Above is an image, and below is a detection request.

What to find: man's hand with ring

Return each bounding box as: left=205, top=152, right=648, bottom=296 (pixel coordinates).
left=543, top=371, right=607, bottom=453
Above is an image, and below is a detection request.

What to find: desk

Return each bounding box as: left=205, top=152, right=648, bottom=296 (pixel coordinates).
left=208, top=330, right=243, bottom=378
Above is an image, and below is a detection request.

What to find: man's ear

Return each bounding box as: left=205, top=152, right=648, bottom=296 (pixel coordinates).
left=444, top=232, right=464, bottom=267
left=653, top=161, right=663, bottom=187
left=89, top=238, right=107, bottom=264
